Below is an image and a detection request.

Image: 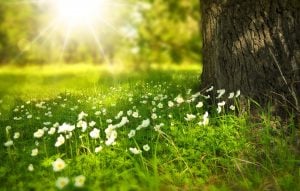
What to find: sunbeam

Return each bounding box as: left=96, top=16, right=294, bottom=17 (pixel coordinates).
left=4, top=0, right=136, bottom=63
left=86, top=23, right=111, bottom=66
left=59, top=26, right=72, bottom=62
left=14, top=19, right=59, bottom=61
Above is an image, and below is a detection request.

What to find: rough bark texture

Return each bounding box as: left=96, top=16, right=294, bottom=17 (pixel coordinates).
left=201, top=0, right=300, bottom=117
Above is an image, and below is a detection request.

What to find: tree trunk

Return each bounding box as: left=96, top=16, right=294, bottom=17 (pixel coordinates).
left=200, top=0, right=300, bottom=119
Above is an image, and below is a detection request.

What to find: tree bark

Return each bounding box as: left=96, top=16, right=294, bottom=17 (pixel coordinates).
left=200, top=0, right=300, bottom=118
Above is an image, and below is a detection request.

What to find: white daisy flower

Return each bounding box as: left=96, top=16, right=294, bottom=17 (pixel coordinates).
left=42, top=127, right=49, bottom=132
left=115, top=117, right=129, bottom=128
left=127, top=110, right=133, bottom=116
left=28, top=164, right=34, bottom=172
left=53, top=122, right=60, bottom=128
left=78, top=111, right=88, bottom=121
left=89, top=128, right=100, bottom=139
left=13, top=132, right=20, bottom=139
left=206, top=86, right=214, bottom=92
left=143, top=144, right=150, bottom=151
left=31, top=148, right=38, bottom=156
left=141, top=100, right=147, bottom=104
left=228, top=92, right=235, bottom=99
left=217, top=106, right=222, bottom=113
left=66, top=132, right=72, bottom=139
left=48, top=127, right=56, bottom=135
left=151, top=113, right=157, bottom=120
left=132, top=111, right=139, bottom=118
left=102, top=108, right=107, bottom=115
left=196, top=101, right=203, bottom=108
left=115, top=111, right=124, bottom=119
left=129, top=147, right=142, bottom=155
left=216, top=89, right=226, bottom=99
left=74, top=175, right=86, bottom=188
left=77, top=120, right=88, bottom=132
left=174, top=95, right=184, bottom=104
left=154, top=123, right=164, bottom=131
left=33, top=129, right=44, bottom=138
left=4, top=140, right=13, bottom=147
left=192, top=92, right=201, bottom=98
left=88, top=121, right=95, bottom=127
left=56, top=177, right=69, bottom=189
left=136, top=119, right=150, bottom=130
left=95, top=111, right=101, bottom=116
left=95, top=146, right=103, bottom=153
left=218, top=101, right=226, bottom=107
left=198, top=112, right=209, bottom=126
left=168, top=101, right=174, bottom=107
left=128, top=130, right=136, bottom=138
left=184, top=114, right=196, bottom=121
left=105, top=125, right=117, bottom=146
left=230, top=105, right=236, bottom=111
left=43, top=121, right=51, bottom=126
left=57, top=123, right=75, bottom=133
left=157, top=103, right=163, bottom=109
left=52, top=158, right=66, bottom=172
left=55, top=134, right=65, bottom=147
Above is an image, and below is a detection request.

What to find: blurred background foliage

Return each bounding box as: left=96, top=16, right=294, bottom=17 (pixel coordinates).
left=0, top=0, right=201, bottom=67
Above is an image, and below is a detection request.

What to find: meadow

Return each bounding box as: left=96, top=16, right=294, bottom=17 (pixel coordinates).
left=0, top=64, right=299, bottom=191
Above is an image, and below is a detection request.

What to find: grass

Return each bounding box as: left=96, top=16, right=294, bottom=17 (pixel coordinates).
left=0, top=64, right=299, bottom=191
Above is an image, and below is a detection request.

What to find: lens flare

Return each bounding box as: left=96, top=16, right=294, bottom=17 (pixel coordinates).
left=55, top=0, right=105, bottom=26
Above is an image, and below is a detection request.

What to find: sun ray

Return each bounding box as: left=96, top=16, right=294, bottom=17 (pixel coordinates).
left=86, top=23, right=112, bottom=66
left=59, top=26, right=72, bottom=62
left=13, top=19, right=59, bottom=61
left=96, top=18, right=120, bottom=34
left=5, top=0, right=138, bottom=63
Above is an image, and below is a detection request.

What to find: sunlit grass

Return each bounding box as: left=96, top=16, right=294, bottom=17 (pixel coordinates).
left=0, top=64, right=299, bottom=191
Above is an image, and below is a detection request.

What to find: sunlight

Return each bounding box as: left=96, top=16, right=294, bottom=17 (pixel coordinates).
left=54, top=0, right=105, bottom=26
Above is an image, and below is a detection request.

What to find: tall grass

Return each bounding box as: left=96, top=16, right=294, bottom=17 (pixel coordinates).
left=0, top=64, right=299, bottom=190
